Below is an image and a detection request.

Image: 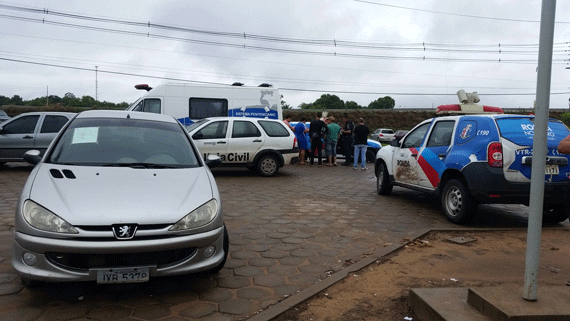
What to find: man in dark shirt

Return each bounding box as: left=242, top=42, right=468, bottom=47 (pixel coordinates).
left=340, top=114, right=354, bottom=166
left=309, top=112, right=327, bottom=167
left=353, top=118, right=370, bottom=170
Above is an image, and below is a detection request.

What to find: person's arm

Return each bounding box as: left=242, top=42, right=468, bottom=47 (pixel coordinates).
left=558, top=135, right=570, bottom=154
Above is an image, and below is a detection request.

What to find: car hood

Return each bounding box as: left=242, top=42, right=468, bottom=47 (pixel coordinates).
left=27, top=164, right=214, bottom=226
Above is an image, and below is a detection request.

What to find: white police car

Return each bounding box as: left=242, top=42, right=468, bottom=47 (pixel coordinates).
left=186, top=117, right=298, bottom=177
left=375, top=91, right=570, bottom=224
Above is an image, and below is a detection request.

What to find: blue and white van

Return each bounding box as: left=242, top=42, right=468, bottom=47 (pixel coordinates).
left=127, top=83, right=282, bottom=125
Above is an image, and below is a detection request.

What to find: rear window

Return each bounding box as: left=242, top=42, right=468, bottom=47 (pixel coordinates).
left=496, top=117, right=570, bottom=146
left=381, top=129, right=394, bottom=134
left=259, top=120, right=290, bottom=137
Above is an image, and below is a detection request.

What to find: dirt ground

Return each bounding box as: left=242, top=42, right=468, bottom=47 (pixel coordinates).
left=274, top=228, right=570, bottom=321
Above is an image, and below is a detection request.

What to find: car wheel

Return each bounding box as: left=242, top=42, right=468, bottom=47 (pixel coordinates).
left=376, top=162, right=392, bottom=195
left=208, top=226, right=229, bottom=274
left=542, top=204, right=570, bottom=223
left=441, top=178, right=476, bottom=224
left=257, top=154, right=279, bottom=177
left=366, top=149, right=376, bottom=163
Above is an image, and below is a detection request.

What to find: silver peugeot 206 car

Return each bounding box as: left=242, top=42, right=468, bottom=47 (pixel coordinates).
left=12, top=110, right=227, bottom=286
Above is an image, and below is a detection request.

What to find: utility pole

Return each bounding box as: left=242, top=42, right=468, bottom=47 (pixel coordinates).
left=523, top=0, right=556, bottom=302
left=46, top=86, right=48, bottom=108
left=95, top=66, right=98, bottom=102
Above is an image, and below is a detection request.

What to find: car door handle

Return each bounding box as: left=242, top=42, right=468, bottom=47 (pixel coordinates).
left=217, top=141, right=226, bottom=144
left=438, top=154, right=446, bottom=158
left=253, top=139, right=262, bottom=142
left=23, top=135, right=33, bottom=139
left=411, top=153, right=417, bottom=157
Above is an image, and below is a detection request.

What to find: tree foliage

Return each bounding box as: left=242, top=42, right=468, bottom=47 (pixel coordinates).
left=299, top=94, right=391, bottom=110
left=0, top=93, right=128, bottom=109
left=368, top=96, right=395, bottom=109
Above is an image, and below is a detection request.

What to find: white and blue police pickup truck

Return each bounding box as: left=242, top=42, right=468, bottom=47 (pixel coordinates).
left=375, top=91, right=570, bottom=224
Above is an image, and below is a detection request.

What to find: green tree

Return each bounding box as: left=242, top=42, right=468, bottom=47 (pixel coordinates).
left=11, top=95, right=24, bottom=105
left=80, top=95, right=96, bottom=107
left=560, top=112, right=570, bottom=126
left=368, top=96, right=395, bottom=109
left=313, top=94, right=344, bottom=109
left=299, top=102, right=313, bottom=109
left=0, top=95, right=11, bottom=106
left=345, top=101, right=362, bottom=109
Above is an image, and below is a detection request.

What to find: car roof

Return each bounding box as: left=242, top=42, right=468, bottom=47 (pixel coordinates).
left=76, top=110, right=178, bottom=123
left=201, top=117, right=280, bottom=122
left=12, top=111, right=77, bottom=117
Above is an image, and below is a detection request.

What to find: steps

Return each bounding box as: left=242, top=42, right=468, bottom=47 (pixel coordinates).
left=410, top=286, right=570, bottom=321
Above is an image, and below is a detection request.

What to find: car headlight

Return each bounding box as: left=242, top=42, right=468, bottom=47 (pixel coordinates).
left=23, top=200, right=78, bottom=234
left=170, top=199, right=218, bottom=231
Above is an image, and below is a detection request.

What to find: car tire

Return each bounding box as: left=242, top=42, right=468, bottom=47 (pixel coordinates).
left=542, top=204, right=570, bottom=223
left=441, top=178, right=476, bottom=224
left=376, top=162, right=392, bottom=195
left=366, top=149, right=376, bottom=163
left=208, top=226, right=229, bottom=274
left=257, top=154, right=279, bottom=177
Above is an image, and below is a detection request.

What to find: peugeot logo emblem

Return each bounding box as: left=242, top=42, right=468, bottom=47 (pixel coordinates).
left=112, top=224, right=138, bottom=240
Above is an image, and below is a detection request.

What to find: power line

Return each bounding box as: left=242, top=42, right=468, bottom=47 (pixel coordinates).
left=352, top=0, right=570, bottom=24
left=2, top=56, right=569, bottom=97
left=0, top=2, right=568, bottom=52
left=0, top=13, right=567, bottom=64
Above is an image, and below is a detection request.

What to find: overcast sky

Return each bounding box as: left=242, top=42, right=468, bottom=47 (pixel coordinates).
left=0, top=0, right=569, bottom=109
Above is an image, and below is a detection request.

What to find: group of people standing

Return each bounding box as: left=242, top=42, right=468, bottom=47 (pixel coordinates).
left=284, top=113, right=370, bottom=170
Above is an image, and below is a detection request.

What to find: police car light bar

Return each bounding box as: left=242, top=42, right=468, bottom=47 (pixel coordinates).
left=435, top=90, right=504, bottom=115
left=435, top=104, right=504, bottom=115
left=135, top=84, right=153, bottom=91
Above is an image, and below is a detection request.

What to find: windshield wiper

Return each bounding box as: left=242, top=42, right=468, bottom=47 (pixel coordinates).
left=102, top=163, right=177, bottom=169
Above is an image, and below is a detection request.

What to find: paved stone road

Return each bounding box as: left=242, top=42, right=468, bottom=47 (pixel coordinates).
left=0, top=162, right=546, bottom=320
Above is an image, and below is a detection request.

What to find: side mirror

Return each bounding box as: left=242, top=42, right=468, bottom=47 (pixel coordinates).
left=205, top=155, right=222, bottom=169
left=23, top=150, right=42, bottom=165
left=390, top=139, right=400, bottom=147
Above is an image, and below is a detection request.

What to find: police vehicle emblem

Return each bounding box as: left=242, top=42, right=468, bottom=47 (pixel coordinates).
left=112, top=224, right=138, bottom=240
left=460, top=124, right=472, bottom=139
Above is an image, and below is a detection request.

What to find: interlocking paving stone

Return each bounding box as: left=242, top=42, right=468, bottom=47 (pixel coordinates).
left=199, top=287, right=234, bottom=303
left=249, top=257, right=277, bottom=267
left=43, top=305, right=89, bottom=321
left=217, top=276, right=251, bottom=289
left=233, top=266, right=264, bottom=277
left=253, top=274, right=286, bottom=287
left=219, top=298, right=252, bottom=315
left=132, top=303, right=172, bottom=320
left=179, top=301, right=218, bottom=319
left=0, top=163, right=539, bottom=320
left=290, top=249, right=315, bottom=257
left=279, top=256, right=307, bottom=266
left=236, top=287, right=273, bottom=299
left=86, top=305, right=133, bottom=320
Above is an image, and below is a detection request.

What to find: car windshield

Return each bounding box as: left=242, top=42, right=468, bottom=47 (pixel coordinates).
left=0, top=110, right=7, bottom=117
left=47, top=117, right=200, bottom=168
left=185, top=119, right=209, bottom=132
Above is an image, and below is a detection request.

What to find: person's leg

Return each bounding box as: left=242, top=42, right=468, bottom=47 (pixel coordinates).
left=310, top=139, right=316, bottom=165
left=299, top=149, right=305, bottom=164
left=353, top=145, right=359, bottom=169
left=317, top=143, right=323, bottom=166
left=332, top=140, right=338, bottom=165
left=360, top=146, right=367, bottom=168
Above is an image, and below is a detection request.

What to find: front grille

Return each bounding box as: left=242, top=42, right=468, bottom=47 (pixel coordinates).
left=46, top=248, right=196, bottom=271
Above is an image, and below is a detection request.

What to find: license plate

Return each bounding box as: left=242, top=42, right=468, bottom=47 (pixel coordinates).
left=96, top=267, right=150, bottom=284
left=545, top=165, right=559, bottom=175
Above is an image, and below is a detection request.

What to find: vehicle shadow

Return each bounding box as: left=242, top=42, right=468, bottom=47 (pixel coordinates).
left=383, top=187, right=568, bottom=229
left=21, top=272, right=221, bottom=304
